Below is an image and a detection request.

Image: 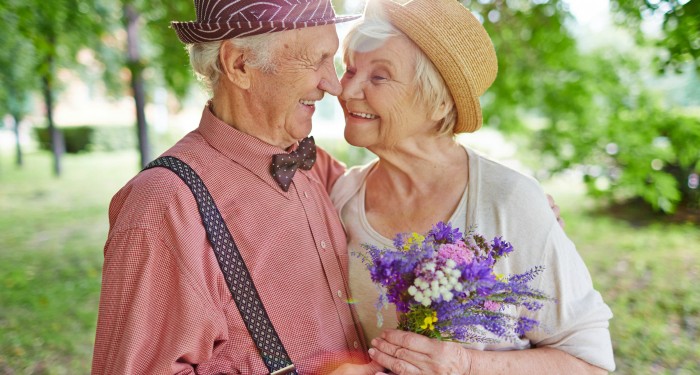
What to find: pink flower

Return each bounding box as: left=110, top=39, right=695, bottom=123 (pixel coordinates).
left=484, top=301, right=501, bottom=311
left=438, top=241, right=474, bottom=265
left=484, top=300, right=502, bottom=311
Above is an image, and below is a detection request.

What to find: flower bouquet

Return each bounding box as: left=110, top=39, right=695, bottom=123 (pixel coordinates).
left=358, top=222, right=551, bottom=344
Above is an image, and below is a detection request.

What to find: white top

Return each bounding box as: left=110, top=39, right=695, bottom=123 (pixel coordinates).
left=331, top=146, right=616, bottom=372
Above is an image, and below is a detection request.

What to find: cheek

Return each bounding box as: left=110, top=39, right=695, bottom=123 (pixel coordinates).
left=373, top=88, right=413, bottom=141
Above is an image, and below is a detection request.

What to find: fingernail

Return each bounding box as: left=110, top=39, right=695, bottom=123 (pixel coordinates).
left=371, top=338, right=378, bottom=347
left=368, top=348, right=375, bottom=356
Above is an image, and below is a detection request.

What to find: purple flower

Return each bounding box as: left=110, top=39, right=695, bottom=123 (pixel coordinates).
left=361, top=220, right=551, bottom=344
left=516, top=316, right=539, bottom=336
left=491, top=236, right=514, bottom=258
left=427, top=221, right=462, bottom=244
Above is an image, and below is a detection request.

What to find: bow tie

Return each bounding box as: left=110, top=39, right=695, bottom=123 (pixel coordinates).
left=270, top=136, right=317, bottom=192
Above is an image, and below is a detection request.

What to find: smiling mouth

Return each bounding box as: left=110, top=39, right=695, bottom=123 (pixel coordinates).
left=350, top=112, right=379, bottom=119
left=299, top=99, right=316, bottom=107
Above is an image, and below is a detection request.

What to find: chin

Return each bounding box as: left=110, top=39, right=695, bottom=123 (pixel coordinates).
left=344, top=129, right=369, bottom=148
left=290, top=121, right=313, bottom=141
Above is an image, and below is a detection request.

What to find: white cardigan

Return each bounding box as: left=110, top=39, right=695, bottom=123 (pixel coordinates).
left=330, top=146, right=615, bottom=372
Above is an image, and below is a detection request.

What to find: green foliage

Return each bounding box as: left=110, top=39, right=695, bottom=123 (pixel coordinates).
left=0, top=151, right=139, bottom=373
left=458, top=0, right=700, bottom=214
left=125, top=0, right=201, bottom=100
left=90, top=126, right=138, bottom=152
left=34, top=126, right=137, bottom=154
left=611, top=0, right=700, bottom=73
left=565, top=205, right=700, bottom=373
left=0, top=0, right=37, bottom=118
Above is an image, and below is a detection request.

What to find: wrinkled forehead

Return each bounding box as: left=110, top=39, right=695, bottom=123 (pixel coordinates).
left=274, top=24, right=341, bottom=57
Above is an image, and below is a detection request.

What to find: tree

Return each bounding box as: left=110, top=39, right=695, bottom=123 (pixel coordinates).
left=10, top=0, right=115, bottom=176
left=0, top=1, right=37, bottom=168
left=93, top=0, right=196, bottom=167
left=611, top=0, right=700, bottom=73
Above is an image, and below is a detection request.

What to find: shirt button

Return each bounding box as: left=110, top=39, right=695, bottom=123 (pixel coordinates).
left=304, top=191, right=309, bottom=198
left=354, top=341, right=359, bottom=349
left=337, top=290, right=342, bottom=298
left=320, top=240, right=327, bottom=249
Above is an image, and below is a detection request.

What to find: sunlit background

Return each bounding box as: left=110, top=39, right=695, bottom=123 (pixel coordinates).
left=1, top=0, right=698, bottom=373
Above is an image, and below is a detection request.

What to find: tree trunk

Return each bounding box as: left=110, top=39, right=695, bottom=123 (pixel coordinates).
left=42, top=68, right=63, bottom=177
left=12, top=113, right=23, bottom=167
left=125, top=3, right=151, bottom=168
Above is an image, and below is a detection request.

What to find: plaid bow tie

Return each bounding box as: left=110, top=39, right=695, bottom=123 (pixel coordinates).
left=270, top=136, right=317, bottom=192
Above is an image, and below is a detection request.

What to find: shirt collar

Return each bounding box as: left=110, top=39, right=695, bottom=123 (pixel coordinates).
left=197, top=105, right=304, bottom=196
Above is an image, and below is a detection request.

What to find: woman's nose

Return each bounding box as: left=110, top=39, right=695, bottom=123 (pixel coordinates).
left=340, top=75, right=363, bottom=102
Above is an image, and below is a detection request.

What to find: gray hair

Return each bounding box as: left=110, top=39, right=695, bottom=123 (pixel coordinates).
left=187, top=33, right=280, bottom=93
left=343, top=16, right=457, bottom=136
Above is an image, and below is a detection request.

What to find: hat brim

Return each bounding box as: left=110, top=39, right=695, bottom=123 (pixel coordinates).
left=172, top=14, right=360, bottom=44
left=377, top=0, right=485, bottom=134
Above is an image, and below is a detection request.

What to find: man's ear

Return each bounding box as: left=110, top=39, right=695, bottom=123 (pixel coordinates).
left=219, top=41, right=251, bottom=90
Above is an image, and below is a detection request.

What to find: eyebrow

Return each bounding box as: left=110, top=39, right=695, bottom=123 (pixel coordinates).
left=369, top=58, right=395, bottom=67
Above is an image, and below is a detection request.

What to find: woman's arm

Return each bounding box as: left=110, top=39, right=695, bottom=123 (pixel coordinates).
left=369, top=330, right=607, bottom=375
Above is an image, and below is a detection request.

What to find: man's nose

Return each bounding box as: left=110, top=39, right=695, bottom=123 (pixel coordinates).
left=318, top=60, right=342, bottom=96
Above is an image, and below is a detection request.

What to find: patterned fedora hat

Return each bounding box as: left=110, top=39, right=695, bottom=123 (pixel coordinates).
left=172, top=0, right=360, bottom=44
left=374, top=0, right=498, bottom=134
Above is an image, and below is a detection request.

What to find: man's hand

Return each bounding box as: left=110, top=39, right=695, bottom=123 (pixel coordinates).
left=329, top=361, right=385, bottom=375
left=547, top=194, right=565, bottom=229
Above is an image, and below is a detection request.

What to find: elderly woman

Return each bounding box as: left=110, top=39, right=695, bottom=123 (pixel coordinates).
left=330, top=0, right=615, bottom=374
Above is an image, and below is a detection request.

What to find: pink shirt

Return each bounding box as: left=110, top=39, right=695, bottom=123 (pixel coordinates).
left=92, top=107, right=368, bottom=374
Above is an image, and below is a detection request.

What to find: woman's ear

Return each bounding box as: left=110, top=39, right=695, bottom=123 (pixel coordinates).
left=431, top=101, right=453, bottom=122
left=219, top=41, right=251, bottom=90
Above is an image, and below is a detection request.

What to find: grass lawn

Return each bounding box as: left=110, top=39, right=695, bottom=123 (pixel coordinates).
left=0, top=150, right=698, bottom=374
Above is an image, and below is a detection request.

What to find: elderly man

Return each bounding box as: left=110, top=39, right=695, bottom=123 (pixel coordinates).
left=91, top=1, right=369, bottom=373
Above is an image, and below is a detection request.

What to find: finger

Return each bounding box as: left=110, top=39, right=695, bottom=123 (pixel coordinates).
left=371, top=336, right=401, bottom=357
left=379, top=329, right=436, bottom=355
left=369, top=347, right=419, bottom=375
left=372, top=337, right=431, bottom=365
left=558, top=217, right=566, bottom=229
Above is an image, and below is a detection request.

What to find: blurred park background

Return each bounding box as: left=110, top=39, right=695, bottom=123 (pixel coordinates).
left=0, top=0, right=699, bottom=373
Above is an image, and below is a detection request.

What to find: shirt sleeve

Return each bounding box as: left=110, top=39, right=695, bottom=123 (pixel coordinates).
left=92, top=228, right=226, bottom=374
left=314, top=146, right=347, bottom=194
left=528, top=223, right=616, bottom=372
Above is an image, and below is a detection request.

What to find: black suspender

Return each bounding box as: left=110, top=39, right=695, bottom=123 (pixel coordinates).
left=144, top=156, right=296, bottom=375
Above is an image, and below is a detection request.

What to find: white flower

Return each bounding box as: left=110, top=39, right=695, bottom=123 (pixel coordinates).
left=408, top=286, right=417, bottom=296
left=442, top=291, right=454, bottom=302
left=414, top=291, right=424, bottom=302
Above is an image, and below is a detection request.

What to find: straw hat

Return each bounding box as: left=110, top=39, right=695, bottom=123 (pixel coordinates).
left=172, top=0, right=360, bottom=44
left=375, top=0, right=498, bottom=133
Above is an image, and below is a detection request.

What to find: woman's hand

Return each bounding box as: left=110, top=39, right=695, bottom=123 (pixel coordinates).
left=368, top=329, right=471, bottom=375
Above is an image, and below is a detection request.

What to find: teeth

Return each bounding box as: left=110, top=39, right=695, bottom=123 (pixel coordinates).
left=299, top=100, right=315, bottom=106
left=351, top=112, right=378, bottom=119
